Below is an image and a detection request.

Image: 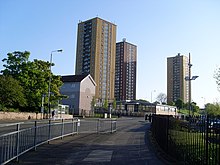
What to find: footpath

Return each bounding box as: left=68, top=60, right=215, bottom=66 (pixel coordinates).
left=8, top=117, right=173, bottom=165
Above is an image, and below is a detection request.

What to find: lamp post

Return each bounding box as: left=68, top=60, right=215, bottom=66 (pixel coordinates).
left=48, top=49, right=62, bottom=118
left=151, top=90, right=156, bottom=103
left=150, top=90, right=156, bottom=115
left=185, top=53, right=198, bottom=116
left=201, top=97, right=206, bottom=107
left=201, top=97, right=206, bottom=116
left=41, top=94, right=46, bottom=119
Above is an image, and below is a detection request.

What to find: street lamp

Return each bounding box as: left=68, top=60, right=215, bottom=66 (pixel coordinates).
left=41, top=94, right=46, bottom=119
left=151, top=90, right=156, bottom=103
left=201, top=97, right=206, bottom=107
left=48, top=49, right=62, bottom=118
left=185, top=53, right=198, bottom=116
left=201, top=97, right=206, bottom=116
left=150, top=90, right=156, bottom=115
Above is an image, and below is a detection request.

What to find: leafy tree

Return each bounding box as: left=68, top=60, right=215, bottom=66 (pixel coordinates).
left=103, top=99, right=108, bottom=110
left=90, top=96, right=96, bottom=116
left=156, top=93, right=167, bottom=104
left=23, top=59, right=63, bottom=111
left=191, top=102, right=200, bottom=113
left=1, top=51, right=30, bottom=76
left=113, top=98, right=116, bottom=110
left=0, top=75, right=26, bottom=109
left=91, top=96, right=96, bottom=108
left=167, top=101, right=175, bottom=106
left=205, top=103, right=220, bottom=116
left=1, top=51, right=63, bottom=112
left=175, top=99, right=184, bottom=109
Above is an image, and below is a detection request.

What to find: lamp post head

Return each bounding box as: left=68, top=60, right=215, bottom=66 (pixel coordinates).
left=185, top=76, right=199, bottom=81
left=51, top=49, right=63, bottom=54
left=57, top=49, right=63, bottom=52
left=192, top=76, right=199, bottom=80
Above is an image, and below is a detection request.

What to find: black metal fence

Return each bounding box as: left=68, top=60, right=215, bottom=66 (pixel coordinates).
left=151, top=115, right=220, bottom=165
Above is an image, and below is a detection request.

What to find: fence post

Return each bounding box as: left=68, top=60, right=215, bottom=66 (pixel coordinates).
left=48, top=120, right=51, bottom=144
left=61, top=119, right=64, bottom=139
left=111, top=119, right=113, bottom=133
left=34, top=121, right=37, bottom=151
left=76, top=118, right=80, bottom=134
left=205, top=115, right=209, bottom=165
left=166, top=115, right=170, bottom=152
left=115, top=120, right=117, bottom=132
left=16, top=123, right=20, bottom=162
left=97, top=119, right=100, bottom=133
left=72, top=118, right=75, bottom=135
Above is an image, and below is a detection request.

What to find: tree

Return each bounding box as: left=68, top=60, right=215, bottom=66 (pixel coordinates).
left=205, top=103, right=220, bottom=116
left=1, top=51, right=30, bottom=77
left=191, top=102, right=200, bottom=113
left=175, top=99, right=184, bottom=109
left=23, top=59, right=63, bottom=111
left=156, top=93, right=167, bottom=104
left=91, top=96, right=96, bottom=116
left=91, top=96, right=96, bottom=108
left=113, top=98, right=116, bottom=110
left=119, top=102, right=123, bottom=110
left=103, top=99, right=108, bottom=111
left=167, top=101, right=175, bottom=106
left=1, top=51, right=63, bottom=112
left=0, top=75, right=26, bottom=109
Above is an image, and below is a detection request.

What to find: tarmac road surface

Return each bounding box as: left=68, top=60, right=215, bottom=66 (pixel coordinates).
left=8, top=117, right=168, bottom=165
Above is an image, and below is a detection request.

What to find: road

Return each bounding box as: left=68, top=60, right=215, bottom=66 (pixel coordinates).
left=8, top=117, right=168, bottom=165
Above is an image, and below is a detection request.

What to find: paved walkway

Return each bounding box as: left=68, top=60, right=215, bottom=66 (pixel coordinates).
left=9, top=117, right=171, bottom=165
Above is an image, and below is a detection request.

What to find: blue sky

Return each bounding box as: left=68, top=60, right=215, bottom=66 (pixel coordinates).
left=1, top=0, right=220, bottom=107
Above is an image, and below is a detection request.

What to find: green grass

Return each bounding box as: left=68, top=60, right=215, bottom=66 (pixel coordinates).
left=169, top=128, right=220, bottom=164
left=178, top=109, right=200, bottom=116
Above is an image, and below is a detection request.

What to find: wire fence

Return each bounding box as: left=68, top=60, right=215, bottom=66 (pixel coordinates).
left=151, top=115, right=220, bottom=165
left=0, top=118, right=117, bottom=165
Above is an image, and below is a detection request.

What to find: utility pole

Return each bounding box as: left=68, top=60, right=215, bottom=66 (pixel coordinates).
left=188, top=53, right=192, bottom=116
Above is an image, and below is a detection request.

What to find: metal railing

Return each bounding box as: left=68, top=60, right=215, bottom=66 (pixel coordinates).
left=77, top=119, right=117, bottom=134
left=151, top=115, right=220, bottom=165
left=0, top=118, right=117, bottom=165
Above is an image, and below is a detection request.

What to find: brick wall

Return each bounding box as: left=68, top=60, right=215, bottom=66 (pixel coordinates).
left=0, top=112, right=73, bottom=120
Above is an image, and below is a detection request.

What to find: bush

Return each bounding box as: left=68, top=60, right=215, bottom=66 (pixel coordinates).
left=0, top=107, right=19, bottom=112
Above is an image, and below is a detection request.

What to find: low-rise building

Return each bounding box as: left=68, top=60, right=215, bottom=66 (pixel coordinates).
left=113, top=100, right=177, bottom=116
left=60, top=74, right=96, bottom=116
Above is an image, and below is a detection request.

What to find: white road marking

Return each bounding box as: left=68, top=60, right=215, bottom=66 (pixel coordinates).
left=83, top=150, right=113, bottom=162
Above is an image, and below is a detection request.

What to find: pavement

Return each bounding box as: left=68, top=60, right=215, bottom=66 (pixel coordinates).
left=8, top=117, right=175, bottom=165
